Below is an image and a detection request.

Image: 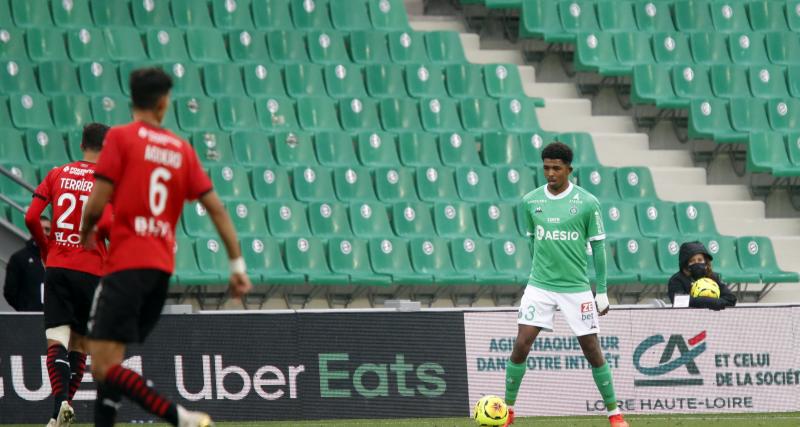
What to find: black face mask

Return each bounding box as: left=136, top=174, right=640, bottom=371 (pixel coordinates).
left=688, top=263, right=707, bottom=280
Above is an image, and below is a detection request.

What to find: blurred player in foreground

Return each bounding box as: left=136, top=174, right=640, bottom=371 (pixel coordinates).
left=80, top=68, right=252, bottom=427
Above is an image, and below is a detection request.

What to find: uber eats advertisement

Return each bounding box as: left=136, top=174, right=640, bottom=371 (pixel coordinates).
left=0, top=312, right=469, bottom=423
left=464, top=307, right=800, bottom=416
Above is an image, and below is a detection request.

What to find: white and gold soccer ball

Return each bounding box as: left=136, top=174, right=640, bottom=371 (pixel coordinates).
left=691, top=277, right=720, bottom=298
left=473, top=395, right=509, bottom=426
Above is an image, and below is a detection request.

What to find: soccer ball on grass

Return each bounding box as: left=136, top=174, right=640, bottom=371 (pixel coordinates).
left=690, top=277, right=720, bottom=298
left=473, top=395, right=509, bottom=426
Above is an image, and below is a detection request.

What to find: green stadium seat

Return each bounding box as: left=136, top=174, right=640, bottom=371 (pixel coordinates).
left=496, top=166, right=537, bottom=201
left=308, top=30, right=349, bottom=64
left=698, top=236, right=760, bottom=283
left=182, top=202, right=217, bottom=237
left=192, top=131, right=234, bottom=165
left=654, top=237, right=681, bottom=277
left=229, top=30, right=268, bottom=63
left=330, top=0, right=371, bottom=31
left=251, top=0, right=291, bottom=28
left=240, top=237, right=305, bottom=285
left=636, top=200, right=679, bottom=238
left=290, top=0, right=332, bottom=29
left=292, top=165, right=336, bottom=202
left=520, top=131, right=558, bottom=166
left=203, top=64, right=245, bottom=98
left=558, top=0, right=600, bottom=37
left=285, top=63, right=325, bottom=98
left=369, top=0, right=409, bottom=30
left=425, top=31, right=466, bottom=64
left=26, top=28, right=68, bottom=62
left=452, top=237, right=516, bottom=284
left=11, top=0, right=52, bottom=27
left=559, top=132, right=599, bottom=167
left=392, top=201, right=435, bottom=237
left=10, top=93, right=53, bottom=129
left=351, top=202, right=392, bottom=237
left=380, top=98, right=422, bottom=131
left=329, top=237, right=392, bottom=285
left=736, top=236, right=799, bottom=283
left=297, top=97, right=341, bottom=131
left=187, top=29, right=229, bottom=62
left=520, top=0, right=567, bottom=41
left=0, top=129, right=26, bottom=163
left=433, top=201, right=477, bottom=237
left=90, top=0, right=133, bottom=26
left=309, top=201, right=353, bottom=237
left=349, top=30, right=391, bottom=64
left=339, top=97, right=381, bottom=131
left=652, top=32, right=691, bottom=64
left=252, top=166, right=292, bottom=201
left=482, top=132, right=522, bottom=167
left=23, top=130, right=66, bottom=165
left=79, top=62, right=122, bottom=95
left=416, top=166, right=459, bottom=202
left=633, top=0, right=675, bottom=32
left=710, top=65, right=749, bottom=98
left=787, top=66, right=800, bottom=97
left=51, top=0, right=93, bottom=28
left=0, top=0, right=11, bottom=27
left=316, top=131, right=357, bottom=167
left=333, top=166, right=376, bottom=202
left=0, top=162, right=36, bottom=203
left=227, top=201, right=269, bottom=237
left=601, top=201, right=638, bottom=238
left=420, top=97, right=462, bottom=132
left=499, top=98, right=541, bottom=132
left=748, top=64, right=789, bottom=99
left=267, top=201, right=310, bottom=237
left=131, top=0, right=173, bottom=28
left=439, top=131, right=481, bottom=167
left=171, top=0, right=213, bottom=27
left=456, top=166, right=498, bottom=202
left=388, top=31, right=427, bottom=64
left=366, top=63, right=407, bottom=98
left=460, top=98, right=501, bottom=132
left=409, top=237, right=472, bottom=284
left=131, top=62, right=200, bottom=97
left=66, top=28, right=108, bottom=62
left=217, top=96, right=259, bottom=130
left=577, top=166, right=620, bottom=201
left=37, top=61, right=76, bottom=96
left=374, top=166, right=417, bottom=202
left=789, top=0, right=800, bottom=31
left=690, top=32, right=731, bottom=65
left=446, top=63, right=486, bottom=99
left=786, top=131, right=800, bottom=166
left=767, top=98, right=800, bottom=132
left=673, top=0, right=712, bottom=32
left=272, top=130, right=315, bottom=166
left=211, top=0, right=254, bottom=29
left=104, top=28, right=148, bottom=61
left=729, top=33, right=769, bottom=66
left=230, top=131, right=275, bottom=166
left=631, top=64, right=679, bottom=107
left=476, top=201, right=517, bottom=238
left=174, top=96, right=217, bottom=131
left=687, top=99, right=743, bottom=143
left=286, top=236, right=349, bottom=285
left=613, top=32, right=655, bottom=68
left=193, top=237, right=233, bottom=280
left=597, top=1, right=637, bottom=33
left=243, top=64, right=285, bottom=97
left=483, top=64, right=524, bottom=98
left=52, top=95, right=91, bottom=130
left=324, top=64, right=367, bottom=99
left=675, top=201, right=718, bottom=236
left=173, top=238, right=220, bottom=286
left=0, top=28, right=27, bottom=61
left=747, top=132, right=799, bottom=177
left=369, top=237, right=432, bottom=284
left=730, top=98, right=769, bottom=133
left=766, top=32, right=800, bottom=67
left=615, top=237, right=671, bottom=284
left=616, top=166, right=658, bottom=201
left=145, top=29, right=188, bottom=62
left=208, top=165, right=253, bottom=200
left=748, top=1, right=788, bottom=32
left=0, top=60, right=39, bottom=94
left=709, top=2, right=749, bottom=32
left=397, top=132, right=441, bottom=166
left=672, top=65, right=713, bottom=102
left=358, top=131, right=400, bottom=167
left=65, top=130, right=84, bottom=161
left=574, top=32, right=629, bottom=75
left=256, top=97, right=299, bottom=131
left=491, top=238, right=531, bottom=284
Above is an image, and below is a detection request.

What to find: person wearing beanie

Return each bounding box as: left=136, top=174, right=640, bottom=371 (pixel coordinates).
left=668, top=241, right=737, bottom=310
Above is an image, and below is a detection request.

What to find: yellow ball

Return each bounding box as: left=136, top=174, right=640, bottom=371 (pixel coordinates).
left=691, top=277, right=720, bottom=298
left=473, top=395, right=509, bottom=426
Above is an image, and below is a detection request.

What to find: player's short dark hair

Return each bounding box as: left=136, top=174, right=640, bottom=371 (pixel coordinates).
left=541, top=142, right=573, bottom=165
left=130, top=67, right=173, bottom=110
left=81, top=122, right=109, bottom=152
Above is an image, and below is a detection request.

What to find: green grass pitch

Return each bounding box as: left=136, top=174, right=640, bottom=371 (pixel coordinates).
left=8, top=413, right=800, bottom=427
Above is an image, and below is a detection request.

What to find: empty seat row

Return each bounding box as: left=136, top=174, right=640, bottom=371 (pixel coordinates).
left=0, top=26, right=465, bottom=64
left=688, top=97, right=800, bottom=144
left=746, top=132, right=800, bottom=176
left=2, top=0, right=409, bottom=31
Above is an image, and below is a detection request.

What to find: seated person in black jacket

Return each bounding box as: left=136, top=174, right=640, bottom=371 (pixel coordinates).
left=668, top=241, right=737, bottom=310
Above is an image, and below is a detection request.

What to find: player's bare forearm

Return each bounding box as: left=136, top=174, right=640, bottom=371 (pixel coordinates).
left=199, top=191, right=242, bottom=260
left=80, top=179, right=114, bottom=245
left=24, top=196, right=49, bottom=255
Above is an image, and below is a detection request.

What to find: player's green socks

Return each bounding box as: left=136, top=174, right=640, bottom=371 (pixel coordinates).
left=591, top=362, right=619, bottom=414
left=504, top=360, right=526, bottom=406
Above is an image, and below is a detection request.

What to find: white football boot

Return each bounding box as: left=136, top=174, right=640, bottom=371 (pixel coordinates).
left=177, top=405, right=214, bottom=427
left=55, top=401, right=75, bottom=427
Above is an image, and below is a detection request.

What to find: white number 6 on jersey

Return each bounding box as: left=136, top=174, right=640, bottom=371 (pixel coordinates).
left=149, top=167, right=171, bottom=216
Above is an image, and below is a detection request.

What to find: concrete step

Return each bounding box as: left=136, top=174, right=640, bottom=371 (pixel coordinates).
left=591, top=133, right=651, bottom=151
left=708, top=200, right=766, bottom=219
left=771, top=237, right=800, bottom=274
left=597, top=149, right=693, bottom=168
left=539, top=99, right=593, bottom=116
left=540, top=112, right=637, bottom=133
left=655, top=184, right=752, bottom=202
left=409, top=17, right=466, bottom=32
left=716, top=218, right=800, bottom=237
left=650, top=167, right=708, bottom=186
left=525, top=82, right=580, bottom=99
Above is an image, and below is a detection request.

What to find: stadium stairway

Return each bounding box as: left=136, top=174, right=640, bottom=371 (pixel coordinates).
left=407, top=0, right=800, bottom=303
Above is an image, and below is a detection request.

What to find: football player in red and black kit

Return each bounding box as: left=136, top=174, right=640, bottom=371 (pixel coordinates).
left=79, top=68, right=252, bottom=427
left=25, top=123, right=112, bottom=427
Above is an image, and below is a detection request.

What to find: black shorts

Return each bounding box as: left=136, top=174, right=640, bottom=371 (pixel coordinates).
left=44, top=267, right=101, bottom=336
left=87, top=269, right=171, bottom=344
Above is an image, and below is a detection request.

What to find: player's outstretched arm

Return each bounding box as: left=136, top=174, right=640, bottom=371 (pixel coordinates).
left=24, top=195, right=50, bottom=262
left=79, top=178, right=114, bottom=249
left=590, top=239, right=610, bottom=315
left=198, top=190, right=252, bottom=298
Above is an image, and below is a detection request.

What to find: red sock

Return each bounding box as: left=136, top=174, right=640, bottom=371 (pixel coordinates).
left=67, top=351, right=87, bottom=402
left=46, top=344, right=70, bottom=419
left=104, top=364, right=178, bottom=425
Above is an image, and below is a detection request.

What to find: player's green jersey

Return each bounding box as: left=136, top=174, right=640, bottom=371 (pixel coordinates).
left=521, top=182, right=605, bottom=293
